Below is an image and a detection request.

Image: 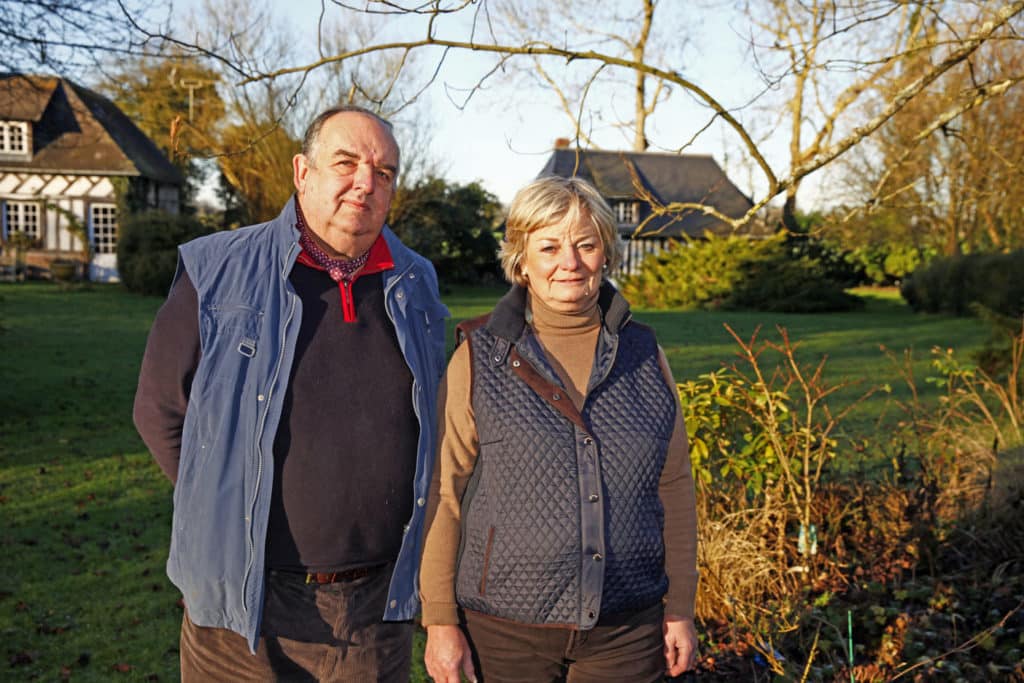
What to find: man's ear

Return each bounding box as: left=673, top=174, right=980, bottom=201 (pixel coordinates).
left=293, top=154, right=309, bottom=193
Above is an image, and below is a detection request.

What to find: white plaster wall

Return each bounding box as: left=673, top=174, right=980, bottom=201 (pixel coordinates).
left=0, top=173, right=22, bottom=193
left=90, top=177, right=115, bottom=197
left=19, top=176, right=45, bottom=194
left=66, top=177, right=93, bottom=195
left=42, top=176, right=70, bottom=196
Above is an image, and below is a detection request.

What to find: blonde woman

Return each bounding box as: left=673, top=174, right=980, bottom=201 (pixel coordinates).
left=420, top=176, right=699, bottom=683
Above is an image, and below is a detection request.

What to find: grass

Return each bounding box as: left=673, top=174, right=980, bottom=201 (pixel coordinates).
left=0, top=282, right=990, bottom=681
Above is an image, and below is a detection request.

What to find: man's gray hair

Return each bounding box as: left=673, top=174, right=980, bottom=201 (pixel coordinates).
left=301, top=105, right=399, bottom=170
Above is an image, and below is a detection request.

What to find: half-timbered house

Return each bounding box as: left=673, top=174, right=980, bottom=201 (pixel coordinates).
left=0, top=74, right=182, bottom=281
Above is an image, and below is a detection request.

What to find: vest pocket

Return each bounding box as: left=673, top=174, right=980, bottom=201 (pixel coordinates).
left=479, top=526, right=495, bottom=596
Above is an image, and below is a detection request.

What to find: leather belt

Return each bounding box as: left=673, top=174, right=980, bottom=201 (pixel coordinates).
left=303, top=565, right=380, bottom=584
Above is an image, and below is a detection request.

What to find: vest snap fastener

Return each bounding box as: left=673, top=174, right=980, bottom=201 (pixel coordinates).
left=588, top=611, right=596, bottom=619
left=396, top=289, right=405, bottom=299
left=257, top=394, right=265, bottom=402
left=390, top=600, right=397, bottom=608
left=589, top=494, right=599, bottom=502
left=417, top=497, right=426, bottom=507
left=593, top=553, right=603, bottom=562
left=512, top=360, right=520, bottom=367
left=552, top=392, right=561, bottom=401
left=409, top=273, right=416, bottom=279
left=583, top=436, right=593, bottom=445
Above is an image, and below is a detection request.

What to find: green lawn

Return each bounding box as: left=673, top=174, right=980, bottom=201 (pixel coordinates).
left=0, top=282, right=989, bottom=681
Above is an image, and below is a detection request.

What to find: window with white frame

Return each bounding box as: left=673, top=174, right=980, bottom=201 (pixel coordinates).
left=91, top=204, right=118, bottom=254
left=0, top=121, right=29, bottom=154
left=613, top=200, right=639, bottom=225
left=5, top=201, right=40, bottom=241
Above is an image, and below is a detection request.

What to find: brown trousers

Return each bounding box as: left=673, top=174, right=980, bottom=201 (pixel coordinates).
left=180, top=567, right=412, bottom=682
left=464, top=602, right=666, bottom=683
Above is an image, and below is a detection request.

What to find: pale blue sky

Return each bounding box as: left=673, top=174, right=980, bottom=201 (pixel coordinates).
left=171, top=0, right=821, bottom=208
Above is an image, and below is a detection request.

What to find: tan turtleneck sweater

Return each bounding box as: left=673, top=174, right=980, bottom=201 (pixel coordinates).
left=419, top=294, right=699, bottom=626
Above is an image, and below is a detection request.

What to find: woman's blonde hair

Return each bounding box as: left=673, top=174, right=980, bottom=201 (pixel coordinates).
left=500, top=176, right=623, bottom=285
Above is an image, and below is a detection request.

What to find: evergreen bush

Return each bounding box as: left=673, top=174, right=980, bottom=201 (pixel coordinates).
left=901, top=250, right=1024, bottom=317
left=619, top=233, right=766, bottom=309
left=118, top=211, right=215, bottom=296
left=620, top=232, right=862, bottom=312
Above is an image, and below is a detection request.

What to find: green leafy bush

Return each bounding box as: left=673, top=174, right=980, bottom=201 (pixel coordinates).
left=901, top=250, right=1024, bottom=317
left=117, top=211, right=215, bottom=296
left=389, top=178, right=502, bottom=285
left=619, top=233, right=767, bottom=309
left=621, top=232, right=862, bottom=312
left=727, top=250, right=864, bottom=313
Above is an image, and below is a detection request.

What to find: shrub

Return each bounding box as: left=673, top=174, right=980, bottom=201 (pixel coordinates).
left=727, top=250, right=865, bottom=313
left=621, top=232, right=862, bottom=312
left=847, top=243, right=930, bottom=285
left=901, top=250, right=1024, bottom=317
left=118, top=211, right=215, bottom=296
left=619, top=233, right=769, bottom=309
left=389, top=178, right=502, bottom=285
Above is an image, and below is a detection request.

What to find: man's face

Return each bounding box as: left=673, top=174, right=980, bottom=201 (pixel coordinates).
left=292, top=112, right=400, bottom=258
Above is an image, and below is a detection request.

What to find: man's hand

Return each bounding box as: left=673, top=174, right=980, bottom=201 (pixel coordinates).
left=424, top=624, right=477, bottom=683
left=663, top=614, right=698, bottom=677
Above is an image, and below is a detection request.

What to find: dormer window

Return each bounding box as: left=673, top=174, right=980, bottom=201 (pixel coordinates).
left=613, top=200, right=639, bottom=225
left=0, top=121, right=29, bottom=155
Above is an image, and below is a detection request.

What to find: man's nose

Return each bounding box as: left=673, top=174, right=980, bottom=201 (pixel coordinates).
left=352, top=163, right=376, bottom=193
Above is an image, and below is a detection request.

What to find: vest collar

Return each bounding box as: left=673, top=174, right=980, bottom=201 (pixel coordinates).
left=487, top=281, right=632, bottom=341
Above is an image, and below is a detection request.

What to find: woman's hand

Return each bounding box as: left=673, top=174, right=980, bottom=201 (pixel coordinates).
left=424, top=624, right=477, bottom=683
left=663, top=614, right=698, bottom=676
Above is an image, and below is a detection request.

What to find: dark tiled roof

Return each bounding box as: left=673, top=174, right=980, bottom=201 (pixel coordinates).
left=539, top=148, right=755, bottom=239
left=0, top=73, right=183, bottom=185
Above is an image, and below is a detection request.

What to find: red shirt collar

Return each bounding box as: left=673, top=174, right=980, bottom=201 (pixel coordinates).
left=295, top=231, right=395, bottom=279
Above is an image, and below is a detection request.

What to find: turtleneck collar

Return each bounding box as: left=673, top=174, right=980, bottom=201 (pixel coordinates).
left=484, top=281, right=632, bottom=342
left=527, top=294, right=601, bottom=334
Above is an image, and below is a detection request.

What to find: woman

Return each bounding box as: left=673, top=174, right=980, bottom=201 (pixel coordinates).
left=420, top=176, right=699, bottom=683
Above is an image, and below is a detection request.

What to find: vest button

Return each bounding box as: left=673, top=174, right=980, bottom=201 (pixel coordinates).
left=588, top=494, right=599, bottom=502
left=593, top=553, right=603, bottom=562
left=583, top=436, right=593, bottom=445
left=257, top=394, right=265, bottom=402
left=390, top=600, right=397, bottom=609
left=512, top=360, right=521, bottom=367
left=552, top=392, right=561, bottom=401
left=417, top=497, right=426, bottom=507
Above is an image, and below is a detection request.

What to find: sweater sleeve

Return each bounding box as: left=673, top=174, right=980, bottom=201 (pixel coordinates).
left=420, top=342, right=479, bottom=625
left=657, top=347, right=700, bottom=619
left=132, top=269, right=201, bottom=484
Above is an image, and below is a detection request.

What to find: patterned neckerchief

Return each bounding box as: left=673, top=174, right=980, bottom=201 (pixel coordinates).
left=295, top=203, right=370, bottom=282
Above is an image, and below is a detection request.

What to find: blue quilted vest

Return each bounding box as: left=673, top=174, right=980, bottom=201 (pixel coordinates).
left=455, top=284, right=676, bottom=629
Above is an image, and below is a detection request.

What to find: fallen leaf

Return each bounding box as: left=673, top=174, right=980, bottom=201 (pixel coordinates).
left=113, top=662, right=133, bottom=673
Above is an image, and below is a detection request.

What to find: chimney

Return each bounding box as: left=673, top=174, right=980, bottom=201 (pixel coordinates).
left=554, top=137, right=571, bottom=149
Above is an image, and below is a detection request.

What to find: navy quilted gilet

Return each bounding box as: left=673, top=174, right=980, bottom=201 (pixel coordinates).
left=455, top=284, right=676, bottom=629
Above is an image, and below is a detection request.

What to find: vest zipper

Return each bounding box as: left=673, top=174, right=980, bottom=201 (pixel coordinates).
left=242, top=256, right=299, bottom=617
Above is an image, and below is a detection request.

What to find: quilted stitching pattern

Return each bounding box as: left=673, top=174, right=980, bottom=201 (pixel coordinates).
left=456, top=319, right=675, bottom=625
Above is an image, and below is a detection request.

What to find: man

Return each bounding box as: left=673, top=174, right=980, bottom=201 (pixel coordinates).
left=134, top=105, right=449, bottom=681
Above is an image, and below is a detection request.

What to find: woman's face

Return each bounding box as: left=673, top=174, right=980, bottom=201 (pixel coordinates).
left=521, top=212, right=606, bottom=313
